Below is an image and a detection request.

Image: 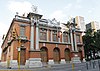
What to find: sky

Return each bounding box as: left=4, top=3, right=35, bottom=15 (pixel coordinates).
left=0, top=0, right=100, bottom=57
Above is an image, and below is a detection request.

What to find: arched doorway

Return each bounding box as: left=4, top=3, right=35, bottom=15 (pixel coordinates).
left=53, top=48, right=60, bottom=63
left=79, top=50, right=83, bottom=61
left=40, top=47, right=48, bottom=63
left=65, top=48, right=71, bottom=62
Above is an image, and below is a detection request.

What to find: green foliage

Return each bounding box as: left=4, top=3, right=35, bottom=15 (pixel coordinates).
left=83, top=29, right=100, bottom=60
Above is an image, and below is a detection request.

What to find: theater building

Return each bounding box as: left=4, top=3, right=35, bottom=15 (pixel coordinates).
left=1, top=12, right=84, bottom=68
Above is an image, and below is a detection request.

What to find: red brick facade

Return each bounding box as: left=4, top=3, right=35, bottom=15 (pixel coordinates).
left=1, top=13, right=84, bottom=66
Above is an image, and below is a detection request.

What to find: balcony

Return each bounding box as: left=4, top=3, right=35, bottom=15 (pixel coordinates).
left=14, top=15, right=30, bottom=23
left=7, top=40, right=12, bottom=46
left=18, top=36, right=28, bottom=42
left=77, top=42, right=83, bottom=45
left=3, top=44, right=8, bottom=52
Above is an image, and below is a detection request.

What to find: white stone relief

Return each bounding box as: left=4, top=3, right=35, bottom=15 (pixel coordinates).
left=39, top=18, right=60, bottom=27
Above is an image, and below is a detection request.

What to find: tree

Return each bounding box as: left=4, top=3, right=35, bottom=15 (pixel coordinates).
left=94, top=30, right=100, bottom=50
left=83, top=29, right=96, bottom=60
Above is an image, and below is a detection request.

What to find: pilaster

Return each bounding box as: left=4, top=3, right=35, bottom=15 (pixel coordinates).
left=51, top=31, right=53, bottom=42
left=74, top=32, right=78, bottom=51
left=36, top=21, right=39, bottom=50
left=30, top=17, right=34, bottom=50
left=25, top=60, right=29, bottom=68
left=70, top=30, right=74, bottom=51
left=60, top=59, right=66, bottom=64
left=47, top=30, right=49, bottom=41
left=62, top=33, right=63, bottom=43
left=48, top=59, right=54, bottom=65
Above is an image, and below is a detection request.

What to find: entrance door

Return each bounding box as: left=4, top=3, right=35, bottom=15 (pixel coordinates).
left=20, top=48, right=26, bottom=65
left=53, top=48, right=60, bottom=63
left=79, top=51, right=83, bottom=61
left=40, top=47, right=48, bottom=63
left=65, top=48, right=71, bottom=62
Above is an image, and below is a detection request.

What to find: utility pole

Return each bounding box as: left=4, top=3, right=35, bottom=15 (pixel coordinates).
left=18, top=39, right=21, bottom=69
left=12, top=28, right=21, bottom=69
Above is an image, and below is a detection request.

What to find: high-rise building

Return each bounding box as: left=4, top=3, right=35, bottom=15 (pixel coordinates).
left=86, top=21, right=100, bottom=32
left=1, top=12, right=84, bottom=68
left=75, top=16, right=86, bottom=32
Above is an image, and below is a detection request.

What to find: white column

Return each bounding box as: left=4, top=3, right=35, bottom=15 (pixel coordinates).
left=47, top=30, right=49, bottom=41
left=48, top=59, right=54, bottom=65
left=74, top=31, right=78, bottom=52
left=56, top=44, right=58, bottom=47
left=43, top=43, right=46, bottom=47
left=51, top=30, right=53, bottom=42
left=68, top=33, right=70, bottom=43
left=70, top=30, right=74, bottom=51
left=36, top=21, right=39, bottom=50
left=25, top=60, right=29, bottom=68
left=30, top=18, right=34, bottom=50
left=60, top=59, right=66, bottom=64
left=62, top=33, right=63, bottom=43
left=58, top=38, right=60, bottom=42
left=58, top=32, right=60, bottom=42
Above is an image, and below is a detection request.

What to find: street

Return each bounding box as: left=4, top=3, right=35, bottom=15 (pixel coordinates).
left=0, top=60, right=100, bottom=71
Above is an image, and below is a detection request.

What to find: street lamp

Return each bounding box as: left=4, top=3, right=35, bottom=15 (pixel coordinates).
left=12, top=27, right=21, bottom=69
left=13, top=14, right=30, bottom=69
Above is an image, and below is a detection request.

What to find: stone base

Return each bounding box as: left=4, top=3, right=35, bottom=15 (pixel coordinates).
left=71, top=56, right=81, bottom=63
left=29, top=58, right=42, bottom=68
left=60, top=59, right=66, bottom=64
left=0, top=61, right=7, bottom=68
left=83, top=58, right=86, bottom=62
left=25, top=60, right=29, bottom=68
left=48, top=59, right=54, bottom=65
left=9, top=60, right=18, bottom=68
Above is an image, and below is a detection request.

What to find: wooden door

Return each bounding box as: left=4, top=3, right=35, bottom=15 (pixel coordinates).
left=40, top=47, right=48, bottom=62
left=53, top=48, right=60, bottom=63
left=79, top=51, right=83, bottom=61
left=20, top=49, right=26, bottom=65
left=65, top=48, right=71, bottom=62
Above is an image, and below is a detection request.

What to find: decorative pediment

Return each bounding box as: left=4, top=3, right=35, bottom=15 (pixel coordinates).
left=39, top=19, right=48, bottom=23
left=39, top=19, right=48, bottom=26
left=39, top=18, right=60, bottom=27
left=51, top=18, right=60, bottom=26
